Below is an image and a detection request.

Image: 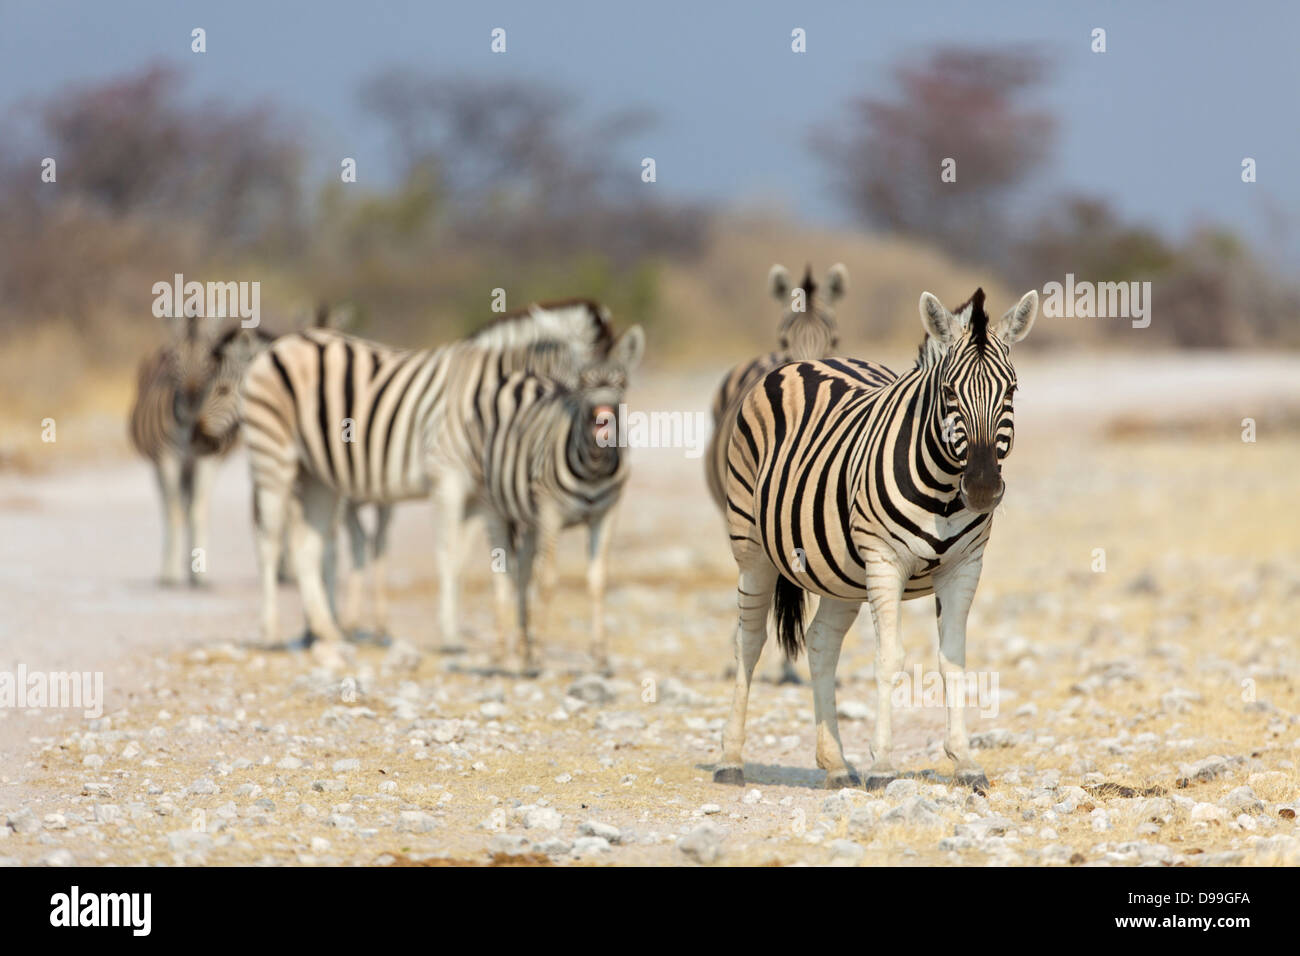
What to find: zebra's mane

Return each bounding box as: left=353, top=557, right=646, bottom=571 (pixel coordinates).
left=470, top=298, right=614, bottom=357
left=915, top=287, right=990, bottom=369
left=798, top=265, right=817, bottom=299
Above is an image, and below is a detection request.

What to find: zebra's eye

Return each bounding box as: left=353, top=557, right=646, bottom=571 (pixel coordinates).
left=941, top=383, right=959, bottom=406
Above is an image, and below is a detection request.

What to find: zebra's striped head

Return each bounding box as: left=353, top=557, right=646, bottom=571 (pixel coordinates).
left=769, top=263, right=846, bottom=361
left=166, top=312, right=222, bottom=424
left=578, top=325, right=645, bottom=445
left=918, top=287, right=1039, bottom=514
left=195, top=326, right=273, bottom=450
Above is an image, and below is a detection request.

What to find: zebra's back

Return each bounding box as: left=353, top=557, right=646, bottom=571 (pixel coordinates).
left=240, top=328, right=452, bottom=503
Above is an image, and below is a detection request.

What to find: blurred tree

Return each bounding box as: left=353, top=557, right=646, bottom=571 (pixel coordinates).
left=37, top=66, right=302, bottom=250
left=813, top=46, right=1054, bottom=264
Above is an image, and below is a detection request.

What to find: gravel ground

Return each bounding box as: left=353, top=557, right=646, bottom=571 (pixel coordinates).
left=1, top=356, right=1298, bottom=866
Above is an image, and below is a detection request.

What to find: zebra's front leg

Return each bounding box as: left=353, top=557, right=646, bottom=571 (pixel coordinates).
left=529, top=505, right=562, bottom=671
left=513, top=527, right=540, bottom=676
left=341, top=502, right=367, bottom=636
left=155, top=452, right=187, bottom=586
left=806, top=597, right=862, bottom=788
left=934, top=559, right=989, bottom=791
left=434, top=475, right=468, bottom=652
left=370, top=504, right=393, bottom=639
left=714, top=560, right=778, bottom=785
left=484, top=512, right=514, bottom=667
left=586, top=508, right=616, bottom=676
left=187, top=454, right=217, bottom=585
left=253, top=482, right=289, bottom=645
left=293, top=475, right=350, bottom=669
left=862, top=560, right=907, bottom=790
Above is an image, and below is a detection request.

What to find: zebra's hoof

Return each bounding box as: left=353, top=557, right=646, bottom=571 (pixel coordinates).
left=956, top=769, right=990, bottom=793
left=713, top=766, right=745, bottom=786
left=863, top=771, right=896, bottom=792
left=825, top=771, right=861, bottom=790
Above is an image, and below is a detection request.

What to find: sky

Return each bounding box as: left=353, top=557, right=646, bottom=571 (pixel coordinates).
left=2, top=0, right=1297, bottom=264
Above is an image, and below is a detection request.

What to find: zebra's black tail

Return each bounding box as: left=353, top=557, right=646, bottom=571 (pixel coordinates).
left=772, top=575, right=807, bottom=660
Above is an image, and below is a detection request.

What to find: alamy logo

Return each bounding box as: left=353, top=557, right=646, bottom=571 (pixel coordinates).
left=1042, top=273, right=1151, bottom=328
left=595, top=404, right=710, bottom=459
left=151, top=273, right=261, bottom=327
left=0, top=664, right=103, bottom=718
left=49, top=886, right=151, bottom=936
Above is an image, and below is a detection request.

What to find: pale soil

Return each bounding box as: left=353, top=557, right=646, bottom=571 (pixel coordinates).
left=1, top=355, right=1298, bottom=866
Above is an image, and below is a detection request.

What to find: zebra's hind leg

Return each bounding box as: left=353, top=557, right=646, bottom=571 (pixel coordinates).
left=934, top=560, right=990, bottom=792
left=714, top=559, right=779, bottom=786
left=292, top=474, right=350, bottom=670
left=806, top=597, right=863, bottom=788
left=155, top=451, right=187, bottom=586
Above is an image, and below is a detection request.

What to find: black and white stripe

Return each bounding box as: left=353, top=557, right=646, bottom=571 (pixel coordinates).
left=128, top=315, right=270, bottom=584
left=238, top=300, right=616, bottom=664
left=715, top=287, right=1038, bottom=791
left=703, top=263, right=847, bottom=683
left=473, top=327, right=644, bottom=672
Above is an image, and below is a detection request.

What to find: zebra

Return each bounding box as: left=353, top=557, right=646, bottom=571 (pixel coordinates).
left=128, top=314, right=270, bottom=584
left=474, top=326, right=645, bottom=673
left=704, top=262, right=847, bottom=684
left=238, top=300, right=615, bottom=666
left=714, top=287, right=1038, bottom=791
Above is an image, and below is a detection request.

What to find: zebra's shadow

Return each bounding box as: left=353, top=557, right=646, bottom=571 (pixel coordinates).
left=697, top=762, right=829, bottom=790
left=697, top=763, right=947, bottom=791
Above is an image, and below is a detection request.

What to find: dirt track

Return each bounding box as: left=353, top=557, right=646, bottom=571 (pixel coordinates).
left=1, top=355, right=1299, bottom=865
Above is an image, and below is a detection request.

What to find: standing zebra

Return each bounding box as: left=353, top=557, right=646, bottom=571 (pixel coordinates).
left=715, top=287, right=1038, bottom=790
left=704, top=262, right=847, bottom=684
left=129, top=314, right=270, bottom=584
left=475, top=327, right=644, bottom=673
left=238, top=301, right=614, bottom=665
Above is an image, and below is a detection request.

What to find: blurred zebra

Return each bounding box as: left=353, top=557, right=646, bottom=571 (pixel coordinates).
left=238, top=300, right=614, bottom=665
left=704, top=262, right=847, bottom=683
left=129, top=315, right=271, bottom=584
left=473, top=326, right=644, bottom=673
left=715, top=287, right=1038, bottom=791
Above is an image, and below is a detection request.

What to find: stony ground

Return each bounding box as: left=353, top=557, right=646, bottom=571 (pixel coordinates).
left=1, top=356, right=1298, bottom=866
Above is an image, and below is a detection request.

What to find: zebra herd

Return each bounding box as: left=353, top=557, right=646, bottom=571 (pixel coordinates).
left=129, top=270, right=1039, bottom=790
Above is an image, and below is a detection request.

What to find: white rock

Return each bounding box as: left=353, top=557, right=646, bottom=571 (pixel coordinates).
left=677, top=823, right=723, bottom=863
left=579, top=820, right=621, bottom=843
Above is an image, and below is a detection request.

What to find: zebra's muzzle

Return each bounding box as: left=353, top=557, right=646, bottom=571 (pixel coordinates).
left=593, top=404, right=616, bottom=446
left=959, top=448, right=1005, bottom=514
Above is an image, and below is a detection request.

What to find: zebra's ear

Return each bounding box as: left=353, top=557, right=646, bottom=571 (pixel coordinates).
left=612, top=325, right=645, bottom=372
left=996, top=290, right=1039, bottom=345
left=918, top=292, right=956, bottom=345
left=769, top=265, right=792, bottom=301
left=825, top=264, right=848, bottom=302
